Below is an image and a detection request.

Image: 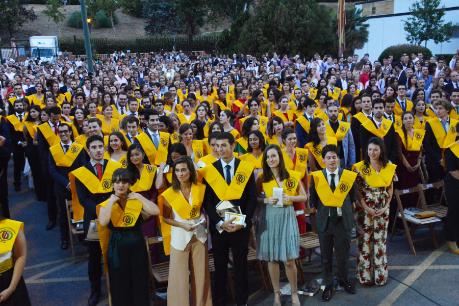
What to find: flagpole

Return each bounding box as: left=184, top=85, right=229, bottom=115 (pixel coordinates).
left=338, top=0, right=346, bottom=57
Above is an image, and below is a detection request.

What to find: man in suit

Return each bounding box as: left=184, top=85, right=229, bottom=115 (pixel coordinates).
left=309, top=145, right=357, bottom=302
left=202, top=132, right=257, bottom=306
left=71, top=135, right=121, bottom=306
left=350, top=94, right=372, bottom=162
left=326, top=103, right=355, bottom=169
left=49, top=123, right=86, bottom=249
left=295, top=97, right=316, bottom=147
left=0, top=116, right=12, bottom=217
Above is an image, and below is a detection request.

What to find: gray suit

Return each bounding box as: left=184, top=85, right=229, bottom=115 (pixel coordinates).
left=309, top=168, right=356, bottom=285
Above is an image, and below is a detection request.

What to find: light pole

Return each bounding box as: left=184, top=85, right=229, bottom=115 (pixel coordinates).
left=80, top=0, right=94, bottom=73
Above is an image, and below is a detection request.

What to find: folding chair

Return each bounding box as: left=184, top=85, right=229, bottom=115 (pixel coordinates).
left=420, top=181, right=447, bottom=218
left=65, top=200, right=84, bottom=258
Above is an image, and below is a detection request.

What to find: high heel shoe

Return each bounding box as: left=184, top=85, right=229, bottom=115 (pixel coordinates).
left=447, top=241, right=459, bottom=255
left=291, top=291, right=300, bottom=306
left=273, top=290, right=281, bottom=306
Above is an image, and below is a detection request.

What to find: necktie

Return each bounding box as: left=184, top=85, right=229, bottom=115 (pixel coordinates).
left=152, top=133, right=159, bottom=148
left=120, top=107, right=125, bottom=115
left=95, top=163, right=103, bottom=180
left=441, top=119, right=448, bottom=132
left=18, top=114, right=23, bottom=121
left=329, top=173, right=338, bottom=218
left=225, top=164, right=231, bottom=185
left=400, top=100, right=405, bottom=111
left=63, top=144, right=69, bottom=153
left=54, top=124, right=59, bottom=135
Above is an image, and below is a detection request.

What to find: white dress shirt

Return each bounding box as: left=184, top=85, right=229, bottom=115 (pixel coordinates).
left=325, top=168, right=342, bottom=216
left=220, top=158, right=236, bottom=183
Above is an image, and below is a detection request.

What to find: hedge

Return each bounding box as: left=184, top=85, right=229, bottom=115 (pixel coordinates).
left=60, top=35, right=223, bottom=55
left=378, top=44, right=432, bottom=63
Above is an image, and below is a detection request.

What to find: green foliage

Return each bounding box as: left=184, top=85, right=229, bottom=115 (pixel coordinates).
left=378, top=44, right=432, bottom=63
left=67, top=11, right=83, bottom=28
left=207, top=0, right=252, bottom=22
left=43, top=0, right=65, bottom=25
left=94, top=10, right=112, bottom=28
left=119, top=0, right=143, bottom=17
left=332, top=7, right=369, bottom=56
left=403, top=0, right=454, bottom=46
left=144, top=1, right=178, bottom=35
left=0, top=0, right=37, bottom=38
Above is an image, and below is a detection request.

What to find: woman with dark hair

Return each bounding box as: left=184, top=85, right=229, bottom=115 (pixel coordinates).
left=179, top=124, right=206, bottom=162
left=213, top=88, right=232, bottom=115
left=305, top=118, right=338, bottom=171
left=273, top=95, right=296, bottom=127
left=412, top=99, right=427, bottom=130
left=190, top=119, right=205, bottom=140
left=160, top=156, right=212, bottom=305
left=220, top=109, right=240, bottom=139
left=99, top=105, right=119, bottom=136
left=97, top=168, right=159, bottom=306
left=406, top=75, right=418, bottom=99
left=155, top=143, right=187, bottom=191
left=353, top=137, right=396, bottom=286
left=350, top=96, right=362, bottom=116
left=177, top=99, right=196, bottom=125
left=0, top=212, right=31, bottom=305
left=107, top=131, right=128, bottom=167
left=383, top=85, right=396, bottom=100
left=29, top=82, right=45, bottom=108
left=257, top=144, right=307, bottom=306
left=412, top=88, right=426, bottom=103
left=126, top=144, right=157, bottom=200
left=266, top=115, right=285, bottom=147
left=239, top=130, right=266, bottom=178
left=72, top=108, right=88, bottom=136
left=444, top=124, right=459, bottom=254
left=23, top=105, right=47, bottom=201
left=236, top=117, right=260, bottom=155
left=340, top=93, right=354, bottom=122
left=60, top=100, right=73, bottom=123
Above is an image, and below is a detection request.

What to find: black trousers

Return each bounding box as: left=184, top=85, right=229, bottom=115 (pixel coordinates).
left=0, top=156, right=10, bottom=218
left=318, top=217, right=351, bottom=286
left=87, top=241, right=102, bottom=292
left=444, top=177, right=459, bottom=242
left=54, top=184, right=70, bottom=242
left=12, top=145, right=25, bottom=188
left=211, top=227, right=249, bottom=306
left=25, top=144, right=46, bottom=201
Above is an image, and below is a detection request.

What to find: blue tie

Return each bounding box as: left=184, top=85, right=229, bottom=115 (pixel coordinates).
left=152, top=133, right=159, bottom=148
left=441, top=119, right=448, bottom=132
left=225, top=165, right=231, bottom=185
left=400, top=100, right=405, bottom=111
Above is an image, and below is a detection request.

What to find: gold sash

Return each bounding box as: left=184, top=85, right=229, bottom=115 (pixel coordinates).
left=353, top=112, right=369, bottom=124
left=201, top=160, right=254, bottom=200
left=396, top=129, right=425, bottom=152
left=177, top=113, right=196, bottom=124
left=362, top=118, right=392, bottom=138
left=310, top=170, right=357, bottom=207
left=37, top=122, right=60, bottom=147
left=69, top=160, right=122, bottom=221
left=326, top=121, right=350, bottom=141
left=305, top=137, right=337, bottom=169
left=448, top=142, right=459, bottom=158
left=6, top=115, right=24, bottom=132
left=296, top=116, right=311, bottom=133
left=236, top=137, right=248, bottom=151
left=0, top=219, right=23, bottom=273
left=428, top=118, right=458, bottom=149
left=192, top=140, right=205, bottom=161
left=24, top=121, right=38, bottom=139
left=135, top=132, right=169, bottom=165
left=239, top=153, right=263, bottom=169
left=262, top=170, right=301, bottom=203
left=50, top=143, right=84, bottom=167
left=283, top=148, right=308, bottom=178
left=130, top=164, right=157, bottom=192
left=352, top=161, right=397, bottom=188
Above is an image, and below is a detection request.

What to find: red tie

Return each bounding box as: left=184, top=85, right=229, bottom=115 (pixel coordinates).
left=95, top=163, right=103, bottom=180
left=54, top=125, right=59, bottom=135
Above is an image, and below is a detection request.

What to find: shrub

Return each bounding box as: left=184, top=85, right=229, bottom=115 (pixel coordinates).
left=67, top=11, right=82, bottom=28
left=378, top=44, right=432, bottom=63
left=94, top=10, right=111, bottom=28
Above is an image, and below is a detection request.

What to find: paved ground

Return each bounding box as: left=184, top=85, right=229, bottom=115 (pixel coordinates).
left=7, top=169, right=459, bottom=306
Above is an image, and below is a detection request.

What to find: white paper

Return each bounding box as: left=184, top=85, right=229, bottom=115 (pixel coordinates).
left=273, top=187, right=283, bottom=207
left=224, top=212, right=246, bottom=226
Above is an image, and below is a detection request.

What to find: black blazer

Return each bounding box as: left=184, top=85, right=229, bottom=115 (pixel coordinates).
left=203, top=158, right=257, bottom=232
left=49, top=146, right=87, bottom=188
left=74, top=160, right=111, bottom=233
left=309, top=168, right=356, bottom=235
left=0, top=117, right=11, bottom=159
left=359, top=118, right=399, bottom=163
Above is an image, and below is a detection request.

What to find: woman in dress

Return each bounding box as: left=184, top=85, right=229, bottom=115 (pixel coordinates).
left=97, top=168, right=159, bottom=306
left=353, top=137, right=396, bottom=286
left=257, top=144, right=307, bottom=306
left=444, top=125, right=459, bottom=254
left=0, top=213, right=31, bottom=305
left=306, top=118, right=338, bottom=171
left=107, top=131, right=128, bottom=167
left=160, top=156, right=212, bottom=306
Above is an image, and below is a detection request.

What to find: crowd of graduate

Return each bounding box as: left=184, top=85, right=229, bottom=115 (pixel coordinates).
left=0, top=49, right=459, bottom=306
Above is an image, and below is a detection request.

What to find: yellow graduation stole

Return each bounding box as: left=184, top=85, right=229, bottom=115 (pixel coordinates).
left=310, top=170, right=357, bottom=207
left=283, top=148, right=308, bottom=178
left=37, top=122, right=60, bottom=146
left=328, top=87, right=341, bottom=101
left=0, top=219, right=23, bottom=273
left=75, top=134, right=87, bottom=147
left=352, top=161, right=397, bottom=188
left=198, top=154, right=218, bottom=168
left=427, top=118, right=458, bottom=149
left=214, top=100, right=231, bottom=111
left=392, top=115, right=403, bottom=131
left=448, top=142, right=459, bottom=158
left=177, top=112, right=196, bottom=124
left=6, top=115, right=24, bottom=132
left=274, top=110, right=295, bottom=122
left=159, top=183, right=206, bottom=255
left=201, top=160, right=254, bottom=200
left=362, top=118, right=392, bottom=138
left=170, top=132, right=180, bottom=144
left=296, top=116, right=311, bottom=133
left=24, top=121, right=38, bottom=139
left=314, top=108, right=329, bottom=121
left=232, top=99, right=245, bottom=111
left=69, top=160, right=122, bottom=221
left=49, top=142, right=84, bottom=167
left=353, top=112, right=369, bottom=124
left=192, top=140, right=206, bottom=161
left=413, top=116, right=426, bottom=130
left=135, top=131, right=169, bottom=165
left=97, top=198, right=143, bottom=272
left=305, top=137, right=338, bottom=169
left=326, top=121, right=350, bottom=141
left=236, top=137, right=248, bottom=152
left=130, top=164, right=157, bottom=192
left=394, top=99, right=413, bottom=116
left=262, top=170, right=301, bottom=203
left=100, top=117, right=120, bottom=136
left=229, top=128, right=240, bottom=139
left=396, top=129, right=425, bottom=152
left=239, top=153, right=263, bottom=169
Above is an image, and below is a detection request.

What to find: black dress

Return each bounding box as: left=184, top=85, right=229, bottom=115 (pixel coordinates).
left=0, top=268, right=31, bottom=306
left=444, top=148, right=459, bottom=242
left=107, top=217, right=150, bottom=306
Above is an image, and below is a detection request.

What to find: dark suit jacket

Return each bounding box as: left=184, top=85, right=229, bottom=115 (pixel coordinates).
left=0, top=117, right=11, bottom=159
left=49, top=145, right=87, bottom=188
left=359, top=118, right=399, bottom=163
left=74, top=160, right=112, bottom=233
left=309, top=168, right=356, bottom=235
left=203, top=158, right=257, bottom=232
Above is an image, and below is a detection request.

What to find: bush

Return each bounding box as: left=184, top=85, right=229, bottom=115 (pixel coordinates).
left=378, top=44, right=432, bottom=63
left=67, top=11, right=82, bottom=28
left=94, top=10, right=115, bottom=28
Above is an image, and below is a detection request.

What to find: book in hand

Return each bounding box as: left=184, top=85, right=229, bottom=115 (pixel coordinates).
left=272, top=187, right=283, bottom=207
left=224, top=212, right=246, bottom=226
left=216, top=200, right=242, bottom=218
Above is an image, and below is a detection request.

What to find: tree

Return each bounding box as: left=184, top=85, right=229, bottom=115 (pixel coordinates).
left=44, top=0, right=65, bottom=26
left=175, top=0, right=206, bottom=43
left=144, top=1, right=178, bottom=35
left=403, top=0, right=454, bottom=47
left=332, top=7, right=369, bottom=55
left=207, top=0, right=252, bottom=22
left=95, top=0, right=119, bottom=29
left=0, top=0, right=36, bottom=38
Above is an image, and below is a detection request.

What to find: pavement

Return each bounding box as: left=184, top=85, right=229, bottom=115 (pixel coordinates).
left=7, top=170, right=459, bottom=306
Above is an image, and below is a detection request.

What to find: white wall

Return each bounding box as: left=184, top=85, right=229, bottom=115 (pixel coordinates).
left=355, top=0, right=459, bottom=60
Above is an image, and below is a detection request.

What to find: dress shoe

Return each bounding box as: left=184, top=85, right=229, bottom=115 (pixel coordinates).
left=88, top=290, right=100, bottom=306
left=61, top=240, right=69, bottom=250
left=339, top=280, right=356, bottom=294
left=322, top=285, right=334, bottom=302
left=46, top=221, right=56, bottom=230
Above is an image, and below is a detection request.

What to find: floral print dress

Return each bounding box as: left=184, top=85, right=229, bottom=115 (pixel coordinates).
left=355, top=175, right=391, bottom=286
